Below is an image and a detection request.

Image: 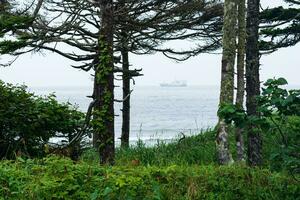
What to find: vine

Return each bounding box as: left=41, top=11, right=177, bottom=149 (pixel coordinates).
left=92, top=34, right=114, bottom=154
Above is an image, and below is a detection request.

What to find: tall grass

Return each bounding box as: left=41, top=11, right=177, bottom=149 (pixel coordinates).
left=81, top=121, right=299, bottom=173
left=115, top=130, right=217, bottom=166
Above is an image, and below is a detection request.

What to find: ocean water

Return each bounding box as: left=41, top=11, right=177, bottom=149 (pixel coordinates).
left=30, top=86, right=219, bottom=143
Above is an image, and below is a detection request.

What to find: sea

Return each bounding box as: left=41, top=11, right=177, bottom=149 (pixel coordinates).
left=30, top=85, right=220, bottom=145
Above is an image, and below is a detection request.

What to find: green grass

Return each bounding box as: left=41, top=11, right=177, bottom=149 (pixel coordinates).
left=115, top=130, right=217, bottom=166
left=80, top=130, right=217, bottom=167
left=80, top=125, right=298, bottom=174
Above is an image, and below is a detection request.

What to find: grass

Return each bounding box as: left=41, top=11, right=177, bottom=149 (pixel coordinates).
left=81, top=125, right=299, bottom=173
left=80, top=129, right=217, bottom=166
left=115, top=129, right=217, bottom=166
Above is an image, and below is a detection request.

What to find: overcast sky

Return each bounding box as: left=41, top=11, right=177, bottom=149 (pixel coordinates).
left=0, top=0, right=299, bottom=87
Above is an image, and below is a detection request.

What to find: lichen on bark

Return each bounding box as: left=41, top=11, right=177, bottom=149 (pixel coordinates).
left=235, top=0, right=246, bottom=162
left=217, top=0, right=238, bottom=165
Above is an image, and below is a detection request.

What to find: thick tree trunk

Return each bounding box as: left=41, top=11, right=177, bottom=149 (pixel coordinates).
left=93, top=0, right=115, bottom=165
left=121, top=47, right=130, bottom=148
left=235, top=0, right=246, bottom=162
left=217, top=0, right=237, bottom=165
left=246, top=0, right=262, bottom=166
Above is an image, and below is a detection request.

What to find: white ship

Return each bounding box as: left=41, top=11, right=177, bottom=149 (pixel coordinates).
left=160, top=80, right=187, bottom=87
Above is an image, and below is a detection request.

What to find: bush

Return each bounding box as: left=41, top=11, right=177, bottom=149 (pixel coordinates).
left=218, top=78, right=300, bottom=173
left=0, top=81, right=85, bottom=159
left=264, top=116, right=300, bottom=174
left=0, top=156, right=298, bottom=200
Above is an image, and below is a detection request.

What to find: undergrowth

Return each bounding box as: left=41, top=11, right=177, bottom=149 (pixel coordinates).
left=0, top=156, right=299, bottom=200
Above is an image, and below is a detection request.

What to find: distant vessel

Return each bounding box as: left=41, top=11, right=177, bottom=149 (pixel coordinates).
left=160, top=80, right=187, bottom=87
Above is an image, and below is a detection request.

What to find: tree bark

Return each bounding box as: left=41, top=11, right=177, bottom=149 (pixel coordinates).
left=217, top=0, right=237, bottom=165
left=119, top=0, right=131, bottom=149
left=121, top=46, right=130, bottom=148
left=246, top=0, right=262, bottom=166
left=92, top=0, right=115, bottom=165
left=235, top=0, right=246, bottom=162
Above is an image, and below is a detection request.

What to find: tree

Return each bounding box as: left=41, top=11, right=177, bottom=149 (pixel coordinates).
left=0, top=0, right=223, bottom=154
left=235, top=0, right=246, bottom=162
left=115, top=0, right=223, bottom=148
left=91, top=0, right=115, bottom=165
left=116, top=0, right=141, bottom=149
left=246, top=0, right=262, bottom=166
left=217, top=0, right=237, bottom=165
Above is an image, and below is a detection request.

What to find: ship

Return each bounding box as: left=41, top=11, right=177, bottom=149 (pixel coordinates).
left=160, top=80, right=187, bottom=87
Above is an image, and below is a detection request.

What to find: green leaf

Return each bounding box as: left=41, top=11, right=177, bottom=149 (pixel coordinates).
left=277, top=78, right=288, bottom=85
left=103, top=187, right=112, bottom=197
left=91, top=189, right=100, bottom=200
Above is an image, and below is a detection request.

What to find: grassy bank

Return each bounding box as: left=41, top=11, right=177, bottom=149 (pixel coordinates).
left=0, top=156, right=298, bottom=200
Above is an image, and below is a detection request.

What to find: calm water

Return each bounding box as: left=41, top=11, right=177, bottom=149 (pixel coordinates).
left=30, top=86, right=219, bottom=143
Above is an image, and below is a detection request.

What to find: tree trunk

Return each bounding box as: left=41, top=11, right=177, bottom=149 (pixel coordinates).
left=121, top=47, right=131, bottom=148
left=217, top=0, right=237, bottom=165
left=235, top=0, right=246, bottom=162
left=92, top=0, right=115, bottom=165
left=246, top=0, right=262, bottom=166
left=118, top=0, right=131, bottom=148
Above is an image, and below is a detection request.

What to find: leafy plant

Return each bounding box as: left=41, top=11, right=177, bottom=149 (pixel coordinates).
left=0, top=156, right=299, bottom=200
left=0, top=81, right=85, bottom=159
left=219, top=78, right=300, bottom=173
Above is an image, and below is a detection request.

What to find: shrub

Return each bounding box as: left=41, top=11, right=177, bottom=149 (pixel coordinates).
left=0, top=81, right=85, bottom=159
left=218, top=78, right=300, bottom=173
left=0, top=156, right=298, bottom=200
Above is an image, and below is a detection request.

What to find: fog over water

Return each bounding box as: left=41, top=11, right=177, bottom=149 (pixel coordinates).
left=32, top=86, right=219, bottom=143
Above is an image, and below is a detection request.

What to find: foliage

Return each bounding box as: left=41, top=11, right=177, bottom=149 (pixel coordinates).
left=259, top=78, right=300, bottom=116
left=218, top=78, right=300, bottom=173
left=263, top=115, right=300, bottom=174
left=0, top=81, right=85, bottom=159
left=0, top=39, right=28, bottom=54
left=259, top=2, right=300, bottom=52
left=0, top=14, right=33, bottom=35
left=0, top=4, right=33, bottom=54
left=0, top=156, right=298, bottom=200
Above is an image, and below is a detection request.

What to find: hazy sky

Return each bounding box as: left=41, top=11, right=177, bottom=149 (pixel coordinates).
left=0, top=0, right=299, bottom=87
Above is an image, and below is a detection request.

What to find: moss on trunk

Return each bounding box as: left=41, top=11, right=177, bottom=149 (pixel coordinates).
left=217, top=0, right=238, bottom=165
left=235, top=0, right=246, bottom=162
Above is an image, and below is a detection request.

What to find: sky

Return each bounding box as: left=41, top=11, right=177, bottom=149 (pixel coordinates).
left=0, top=0, right=299, bottom=87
